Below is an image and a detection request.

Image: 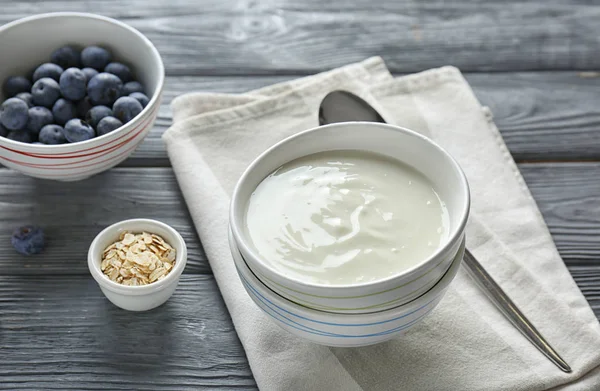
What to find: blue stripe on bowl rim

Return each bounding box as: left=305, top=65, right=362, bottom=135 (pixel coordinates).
left=229, top=227, right=464, bottom=313
left=237, top=264, right=441, bottom=327
left=241, top=273, right=438, bottom=339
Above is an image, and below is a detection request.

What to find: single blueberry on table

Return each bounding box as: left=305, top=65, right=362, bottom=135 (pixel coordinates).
left=11, top=225, right=45, bottom=255
left=6, top=130, right=33, bottom=143
left=59, top=68, right=87, bottom=101
left=81, top=46, right=112, bottom=71
left=122, top=81, right=144, bottom=96
left=0, top=123, right=8, bottom=137
left=31, top=78, right=61, bottom=108
left=52, top=98, right=77, bottom=126
left=1, top=98, right=29, bottom=130
left=87, top=73, right=123, bottom=106
left=39, top=124, right=67, bottom=145
left=32, top=63, right=64, bottom=82
left=81, top=67, right=99, bottom=83
left=113, top=96, right=143, bottom=123
left=76, top=96, right=93, bottom=118
left=85, top=105, right=113, bottom=129
left=96, top=116, right=123, bottom=136
left=104, top=62, right=133, bottom=83
left=3, top=76, right=32, bottom=98
left=63, top=118, right=95, bottom=143
left=15, top=92, right=33, bottom=108
left=129, top=92, right=149, bottom=108
left=27, top=106, right=54, bottom=135
left=51, top=45, right=81, bottom=69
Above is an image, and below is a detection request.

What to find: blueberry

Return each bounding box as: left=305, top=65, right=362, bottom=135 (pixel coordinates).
left=87, top=73, right=122, bottom=106
left=76, top=96, right=93, bottom=118
left=59, top=68, right=87, bottom=101
left=0, top=123, right=8, bottom=137
left=51, top=45, right=81, bottom=69
left=3, top=76, right=32, bottom=98
left=129, top=92, right=149, bottom=108
left=39, top=124, right=67, bottom=145
left=52, top=98, right=77, bottom=126
left=32, top=63, right=64, bottom=82
left=27, top=106, right=54, bottom=135
left=31, top=78, right=61, bottom=108
left=122, top=81, right=144, bottom=96
left=64, top=118, right=94, bottom=143
left=81, top=67, right=99, bottom=83
left=113, top=96, right=143, bottom=123
left=81, top=46, right=112, bottom=71
left=85, top=105, right=113, bottom=129
left=11, top=225, right=45, bottom=255
left=6, top=130, right=33, bottom=143
left=15, top=92, right=33, bottom=108
left=104, top=62, right=132, bottom=83
left=97, top=116, right=123, bottom=136
left=1, top=98, right=29, bottom=130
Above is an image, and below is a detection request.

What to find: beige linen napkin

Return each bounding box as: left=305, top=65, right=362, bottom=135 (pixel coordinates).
left=162, top=57, right=600, bottom=391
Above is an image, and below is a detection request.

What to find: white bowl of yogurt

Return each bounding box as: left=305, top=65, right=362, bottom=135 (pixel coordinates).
left=230, top=122, right=470, bottom=314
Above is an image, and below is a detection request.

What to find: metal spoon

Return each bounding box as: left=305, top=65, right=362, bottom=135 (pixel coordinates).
left=318, top=90, right=572, bottom=374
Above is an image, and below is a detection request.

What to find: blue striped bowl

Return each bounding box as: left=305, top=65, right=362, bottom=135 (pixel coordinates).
left=230, top=228, right=465, bottom=348
left=230, top=122, right=470, bottom=314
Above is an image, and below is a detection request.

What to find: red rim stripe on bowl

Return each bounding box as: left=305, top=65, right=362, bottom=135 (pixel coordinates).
left=0, top=112, right=153, bottom=167
left=1, top=128, right=145, bottom=169
left=1, top=106, right=157, bottom=158
left=4, top=138, right=144, bottom=177
left=0, top=110, right=155, bottom=163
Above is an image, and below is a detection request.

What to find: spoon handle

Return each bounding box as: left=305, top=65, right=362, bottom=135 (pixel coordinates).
left=462, top=248, right=572, bottom=373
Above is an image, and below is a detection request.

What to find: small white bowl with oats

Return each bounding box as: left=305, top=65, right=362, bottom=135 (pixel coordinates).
left=88, top=218, right=187, bottom=311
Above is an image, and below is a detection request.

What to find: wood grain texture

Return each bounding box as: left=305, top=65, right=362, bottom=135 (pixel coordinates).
left=1, top=0, right=599, bottom=73
left=467, top=72, right=600, bottom=162
left=0, top=274, right=257, bottom=390
left=123, top=71, right=600, bottom=168
left=0, top=168, right=209, bottom=275
left=520, top=162, right=600, bottom=265
left=1, top=1, right=600, bottom=387
left=2, top=164, right=600, bottom=278
left=569, top=267, right=600, bottom=318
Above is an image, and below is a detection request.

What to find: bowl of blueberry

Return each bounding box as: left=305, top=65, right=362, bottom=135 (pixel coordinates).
left=0, top=12, right=164, bottom=181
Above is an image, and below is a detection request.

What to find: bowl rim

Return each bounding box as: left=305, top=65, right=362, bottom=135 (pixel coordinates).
left=232, top=226, right=465, bottom=321
left=230, top=121, right=470, bottom=291
left=87, top=218, right=187, bottom=295
left=0, top=12, right=165, bottom=151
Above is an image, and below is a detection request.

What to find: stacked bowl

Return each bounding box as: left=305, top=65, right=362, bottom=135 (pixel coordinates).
left=229, top=122, right=470, bottom=347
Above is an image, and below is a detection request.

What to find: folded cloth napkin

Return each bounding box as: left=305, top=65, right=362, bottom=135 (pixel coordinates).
left=163, top=57, right=600, bottom=391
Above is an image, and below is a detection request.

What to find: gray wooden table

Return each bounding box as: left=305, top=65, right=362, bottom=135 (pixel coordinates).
left=2, top=1, right=600, bottom=389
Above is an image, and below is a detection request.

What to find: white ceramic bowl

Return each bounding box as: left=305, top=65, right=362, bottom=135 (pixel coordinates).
left=88, top=219, right=187, bottom=311
left=231, top=227, right=465, bottom=347
left=230, top=122, right=470, bottom=313
left=0, top=12, right=164, bottom=181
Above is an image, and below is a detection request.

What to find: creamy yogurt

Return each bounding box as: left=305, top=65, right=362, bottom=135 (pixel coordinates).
left=245, top=150, right=449, bottom=285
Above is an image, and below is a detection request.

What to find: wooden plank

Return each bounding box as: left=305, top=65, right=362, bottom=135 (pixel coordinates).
left=0, top=274, right=257, bottom=390
left=569, top=267, right=600, bottom=318
left=520, top=162, right=600, bottom=265
left=466, top=72, right=600, bottom=162
left=0, top=168, right=209, bottom=275
left=2, top=163, right=600, bottom=275
left=0, top=1, right=599, bottom=74
left=125, top=71, right=600, bottom=167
